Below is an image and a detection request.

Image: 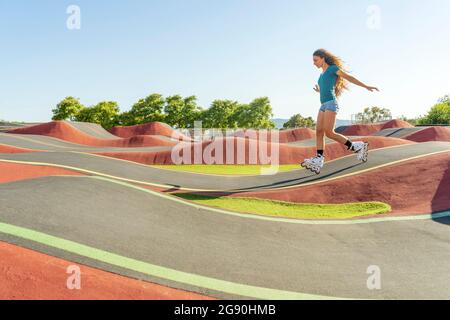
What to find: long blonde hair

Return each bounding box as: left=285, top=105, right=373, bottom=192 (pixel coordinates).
left=313, top=48, right=349, bottom=98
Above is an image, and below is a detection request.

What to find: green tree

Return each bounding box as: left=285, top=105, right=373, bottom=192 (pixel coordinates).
left=356, top=106, right=392, bottom=124
left=201, top=99, right=240, bottom=128
left=75, top=107, right=97, bottom=123
left=52, top=97, right=85, bottom=121
left=164, top=95, right=202, bottom=128
left=164, top=95, right=184, bottom=128
left=399, top=115, right=418, bottom=126
left=283, top=114, right=316, bottom=129
left=417, top=102, right=450, bottom=125
left=233, top=97, right=275, bottom=129
left=117, top=111, right=137, bottom=126
left=438, top=94, right=450, bottom=103
left=128, top=94, right=166, bottom=124
left=75, top=101, right=120, bottom=129
left=181, top=96, right=203, bottom=128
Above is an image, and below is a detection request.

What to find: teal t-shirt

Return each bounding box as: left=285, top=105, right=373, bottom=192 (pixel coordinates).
left=318, top=64, right=340, bottom=104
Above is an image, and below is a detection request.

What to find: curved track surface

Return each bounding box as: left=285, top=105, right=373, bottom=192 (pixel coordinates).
left=0, top=133, right=173, bottom=153
left=66, top=121, right=119, bottom=140
left=1, top=142, right=449, bottom=191
left=0, top=176, right=449, bottom=299
left=372, top=127, right=428, bottom=138
left=1, top=122, right=450, bottom=300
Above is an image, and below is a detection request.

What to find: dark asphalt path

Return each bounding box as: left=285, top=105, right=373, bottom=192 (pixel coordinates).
left=1, top=142, right=449, bottom=191
left=66, top=121, right=119, bottom=140
left=372, top=127, right=428, bottom=138
left=0, top=176, right=449, bottom=299
left=0, top=133, right=173, bottom=153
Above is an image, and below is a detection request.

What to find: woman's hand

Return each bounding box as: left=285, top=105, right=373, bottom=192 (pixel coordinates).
left=313, top=84, right=320, bottom=93
left=365, top=86, right=379, bottom=92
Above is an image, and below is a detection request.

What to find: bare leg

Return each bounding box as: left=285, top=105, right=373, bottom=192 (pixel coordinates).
left=316, top=111, right=326, bottom=151
left=323, top=110, right=350, bottom=144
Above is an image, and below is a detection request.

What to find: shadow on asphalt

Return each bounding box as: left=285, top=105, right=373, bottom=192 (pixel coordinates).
left=171, top=162, right=365, bottom=197
left=432, top=214, right=450, bottom=226
left=432, top=166, right=450, bottom=226
left=226, top=162, right=364, bottom=192
left=162, top=185, right=182, bottom=193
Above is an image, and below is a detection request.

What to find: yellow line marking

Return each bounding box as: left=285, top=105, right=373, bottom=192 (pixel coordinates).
left=0, top=158, right=173, bottom=189
left=1, top=130, right=419, bottom=176
left=76, top=141, right=418, bottom=177
left=0, top=133, right=76, bottom=149
left=0, top=149, right=449, bottom=192
left=0, top=142, right=50, bottom=152
left=260, top=149, right=450, bottom=191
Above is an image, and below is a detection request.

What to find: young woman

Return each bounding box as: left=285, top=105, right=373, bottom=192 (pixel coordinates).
left=301, top=48, right=379, bottom=174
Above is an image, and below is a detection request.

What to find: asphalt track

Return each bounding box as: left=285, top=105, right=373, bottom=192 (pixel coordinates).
left=1, top=141, right=449, bottom=191
left=0, top=176, right=449, bottom=299
left=67, top=121, right=119, bottom=140
left=287, top=137, right=357, bottom=147
left=372, top=127, right=428, bottom=138
left=67, top=121, right=183, bottom=143
left=1, top=125, right=450, bottom=300
left=287, top=137, right=335, bottom=147
left=0, top=133, right=173, bottom=153
left=286, top=127, right=423, bottom=147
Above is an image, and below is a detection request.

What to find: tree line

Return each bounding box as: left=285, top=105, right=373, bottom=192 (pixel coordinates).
left=52, top=94, right=276, bottom=130
left=51, top=93, right=449, bottom=130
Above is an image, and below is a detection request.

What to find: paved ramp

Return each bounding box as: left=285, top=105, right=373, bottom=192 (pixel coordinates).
left=0, top=176, right=449, bottom=299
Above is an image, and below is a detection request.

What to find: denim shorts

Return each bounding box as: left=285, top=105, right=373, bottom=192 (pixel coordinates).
left=319, top=99, right=340, bottom=113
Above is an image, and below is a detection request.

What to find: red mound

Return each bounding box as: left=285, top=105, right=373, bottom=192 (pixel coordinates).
left=232, top=128, right=316, bottom=143
left=7, top=121, right=177, bottom=148
left=221, top=152, right=450, bottom=215
left=109, top=122, right=192, bottom=141
left=280, top=128, right=316, bottom=143
left=0, top=242, right=213, bottom=300
left=404, top=127, right=450, bottom=142
left=95, top=136, right=413, bottom=165
left=342, top=119, right=413, bottom=136
left=0, top=162, right=84, bottom=184
left=0, top=144, right=38, bottom=154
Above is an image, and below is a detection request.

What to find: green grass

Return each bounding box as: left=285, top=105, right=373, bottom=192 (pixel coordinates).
left=150, top=164, right=302, bottom=175
left=173, top=193, right=392, bottom=219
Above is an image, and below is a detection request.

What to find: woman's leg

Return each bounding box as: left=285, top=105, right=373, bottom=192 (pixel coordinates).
left=323, top=110, right=351, bottom=145
left=316, top=111, right=326, bottom=153
left=323, top=110, right=369, bottom=161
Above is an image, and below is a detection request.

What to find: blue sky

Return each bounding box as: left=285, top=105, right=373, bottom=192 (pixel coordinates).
left=1, top=0, right=449, bottom=122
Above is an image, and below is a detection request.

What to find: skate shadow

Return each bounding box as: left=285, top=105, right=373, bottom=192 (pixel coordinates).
left=161, top=184, right=182, bottom=193
left=385, top=128, right=403, bottom=137
left=431, top=166, right=450, bottom=226
left=223, top=162, right=364, bottom=193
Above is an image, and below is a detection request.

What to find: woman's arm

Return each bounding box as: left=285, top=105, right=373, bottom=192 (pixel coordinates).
left=337, top=69, right=379, bottom=92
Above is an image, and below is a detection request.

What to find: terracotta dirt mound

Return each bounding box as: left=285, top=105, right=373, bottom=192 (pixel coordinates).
left=217, top=152, right=450, bottom=215
left=94, top=135, right=414, bottom=165
left=7, top=121, right=177, bottom=148
left=0, top=162, right=85, bottom=184
left=0, top=144, right=38, bottom=154
left=109, top=122, right=192, bottom=141
left=404, top=126, right=450, bottom=142
left=342, top=119, right=413, bottom=136
left=0, top=242, right=213, bottom=300
left=231, top=128, right=316, bottom=143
